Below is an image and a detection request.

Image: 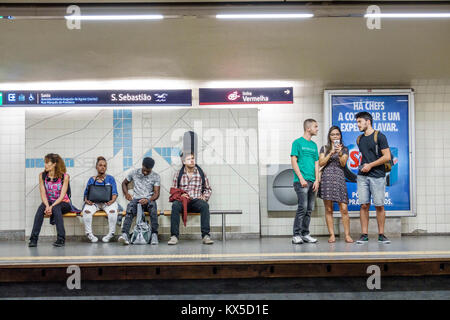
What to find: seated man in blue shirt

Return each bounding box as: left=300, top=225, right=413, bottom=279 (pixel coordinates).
left=82, top=156, right=119, bottom=243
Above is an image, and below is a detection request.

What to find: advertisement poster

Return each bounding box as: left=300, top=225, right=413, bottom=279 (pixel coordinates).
left=328, top=91, right=414, bottom=216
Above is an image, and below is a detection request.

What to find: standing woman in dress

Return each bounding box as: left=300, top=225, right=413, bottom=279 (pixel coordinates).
left=318, top=126, right=354, bottom=243
left=29, top=153, right=71, bottom=247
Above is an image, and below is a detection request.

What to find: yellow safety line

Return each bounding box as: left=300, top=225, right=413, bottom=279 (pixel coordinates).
left=1, top=250, right=450, bottom=262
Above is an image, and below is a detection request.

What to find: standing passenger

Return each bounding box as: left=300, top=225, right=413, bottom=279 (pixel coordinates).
left=290, top=119, right=320, bottom=244
left=318, top=126, right=353, bottom=243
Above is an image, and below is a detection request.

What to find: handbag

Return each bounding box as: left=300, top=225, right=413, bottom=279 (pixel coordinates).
left=87, top=176, right=112, bottom=203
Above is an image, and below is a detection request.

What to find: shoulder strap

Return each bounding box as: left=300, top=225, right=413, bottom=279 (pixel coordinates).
left=356, top=134, right=364, bottom=146
left=374, top=130, right=380, bottom=156
left=195, top=164, right=206, bottom=192
left=177, top=165, right=185, bottom=188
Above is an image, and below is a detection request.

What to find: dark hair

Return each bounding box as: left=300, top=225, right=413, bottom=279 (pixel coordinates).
left=355, top=112, right=373, bottom=126
left=179, top=151, right=195, bottom=162
left=44, top=153, right=66, bottom=179
left=96, top=156, right=106, bottom=166
left=303, top=119, right=317, bottom=131
left=325, top=126, right=344, bottom=156
left=142, top=157, right=155, bottom=169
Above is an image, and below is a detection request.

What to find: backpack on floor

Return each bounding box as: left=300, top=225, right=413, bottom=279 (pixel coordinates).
left=130, top=204, right=151, bottom=245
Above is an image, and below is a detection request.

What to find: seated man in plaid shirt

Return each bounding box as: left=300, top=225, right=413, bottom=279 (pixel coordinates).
left=168, top=152, right=213, bottom=245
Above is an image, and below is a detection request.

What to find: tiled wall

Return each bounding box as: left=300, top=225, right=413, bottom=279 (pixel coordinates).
left=401, top=79, right=450, bottom=234
left=0, top=109, right=25, bottom=234
left=259, top=79, right=450, bottom=236
left=25, top=108, right=259, bottom=238
left=1, top=79, right=450, bottom=239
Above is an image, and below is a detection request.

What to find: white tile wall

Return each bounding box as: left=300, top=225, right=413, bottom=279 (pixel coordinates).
left=0, top=109, right=25, bottom=231
left=25, top=108, right=259, bottom=238
left=259, top=79, right=450, bottom=236
left=1, top=79, right=450, bottom=238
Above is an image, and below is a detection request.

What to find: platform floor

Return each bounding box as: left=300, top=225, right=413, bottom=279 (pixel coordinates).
left=1, top=235, right=450, bottom=265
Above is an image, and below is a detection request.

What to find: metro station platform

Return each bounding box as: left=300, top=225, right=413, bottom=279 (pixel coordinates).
left=1, top=236, right=450, bottom=283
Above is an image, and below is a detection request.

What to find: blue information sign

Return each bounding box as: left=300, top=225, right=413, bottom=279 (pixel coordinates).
left=0, top=90, right=192, bottom=106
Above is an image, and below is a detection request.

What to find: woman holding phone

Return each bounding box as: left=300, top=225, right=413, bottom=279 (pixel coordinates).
left=82, top=156, right=119, bottom=243
left=318, top=126, right=353, bottom=243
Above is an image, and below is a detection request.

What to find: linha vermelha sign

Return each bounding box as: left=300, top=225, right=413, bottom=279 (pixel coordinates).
left=199, top=87, right=293, bottom=105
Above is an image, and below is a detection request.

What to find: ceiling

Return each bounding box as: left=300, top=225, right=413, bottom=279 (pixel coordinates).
left=0, top=1, right=449, bottom=86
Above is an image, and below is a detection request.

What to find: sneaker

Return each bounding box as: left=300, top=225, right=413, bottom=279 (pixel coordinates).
left=168, top=235, right=178, bottom=245
left=301, top=234, right=318, bottom=243
left=102, top=233, right=114, bottom=243
left=150, top=233, right=159, bottom=245
left=28, top=239, right=37, bottom=247
left=52, top=239, right=65, bottom=247
left=378, top=234, right=391, bottom=244
left=292, top=236, right=303, bottom=244
left=118, top=233, right=130, bottom=245
left=87, top=233, right=98, bottom=243
left=202, top=235, right=214, bottom=245
left=356, top=234, right=369, bottom=244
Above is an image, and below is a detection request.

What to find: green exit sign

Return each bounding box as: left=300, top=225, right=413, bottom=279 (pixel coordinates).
left=0, top=92, right=3, bottom=106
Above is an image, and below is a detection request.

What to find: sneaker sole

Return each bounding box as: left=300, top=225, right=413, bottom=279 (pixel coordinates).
left=378, top=240, right=391, bottom=244
left=356, top=241, right=368, bottom=244
left=292, top=241, right=303, bottom=244
left=118, top=238, right=129, bottom=245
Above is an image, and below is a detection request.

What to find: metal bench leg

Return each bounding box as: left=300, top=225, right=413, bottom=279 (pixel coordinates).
left=222, top=213, right=226, bottom=242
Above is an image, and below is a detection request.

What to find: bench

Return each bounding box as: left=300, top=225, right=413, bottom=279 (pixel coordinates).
left=50, top=210, right=243, bottom=241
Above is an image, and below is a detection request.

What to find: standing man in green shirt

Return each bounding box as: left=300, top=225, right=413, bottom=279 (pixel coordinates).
left=290, top=119, right=320, bottom=244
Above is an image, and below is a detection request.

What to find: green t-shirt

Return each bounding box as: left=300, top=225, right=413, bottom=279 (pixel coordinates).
left=290, top=137, right=319, bottom=183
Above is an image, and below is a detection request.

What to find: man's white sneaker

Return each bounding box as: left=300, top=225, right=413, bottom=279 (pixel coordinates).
left=102, top=233, right=114, bottom=243
left=150, top=233, right=159, bottom=245
left=202, top=235, right=214, bottom=245
left=118, top=233, right=129, bottom=245
left=302, top=234, right=318, bottom=243
left=168, top=236, right=178, bottom=245
left=87, top=233, right=98, bottom=243
left=292, top=236, right=303, bottom=244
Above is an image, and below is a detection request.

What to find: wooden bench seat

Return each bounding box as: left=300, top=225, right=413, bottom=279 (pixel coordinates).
left=57, top=210, right=200, bottom=218
left=52, top=209, right=242, bottom=240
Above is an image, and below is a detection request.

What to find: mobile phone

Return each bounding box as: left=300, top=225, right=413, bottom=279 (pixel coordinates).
left=334, top=140, right=340, bottom=148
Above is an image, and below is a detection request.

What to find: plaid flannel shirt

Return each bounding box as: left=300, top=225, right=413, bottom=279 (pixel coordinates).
left=172, top=167, right=212, bottom=201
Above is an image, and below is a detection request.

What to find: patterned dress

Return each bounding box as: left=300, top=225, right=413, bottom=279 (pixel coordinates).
left=318, top=146, right=349, bottom=204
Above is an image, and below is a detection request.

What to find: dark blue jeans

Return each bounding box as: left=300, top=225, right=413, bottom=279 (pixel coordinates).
left=122, top=199, right=158, bottom=235
left=293, top=181, right=316, bottom=237
left=30, top=202, right=71, bottom=242
left=170, top=199, right=210, bottom=238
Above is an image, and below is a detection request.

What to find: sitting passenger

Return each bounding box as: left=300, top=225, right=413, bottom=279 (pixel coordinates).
left=118, top=157, right=160, bottom=245
left=29, top=153, right=75, bottom=247
left=168, top=152, right=213, bottom=245
left=82, top=156, right=119, bottom=243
